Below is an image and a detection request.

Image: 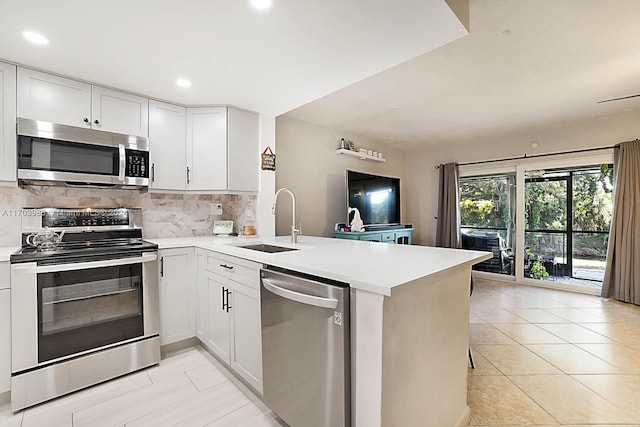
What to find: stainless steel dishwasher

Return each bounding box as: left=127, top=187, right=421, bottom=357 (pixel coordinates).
left=260, top=267, right=350, bottom=427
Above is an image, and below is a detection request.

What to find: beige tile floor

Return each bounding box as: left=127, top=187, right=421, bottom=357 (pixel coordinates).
left=0, top=346, right=286, bottom=427
left=469, top=279, right=640, bottom=427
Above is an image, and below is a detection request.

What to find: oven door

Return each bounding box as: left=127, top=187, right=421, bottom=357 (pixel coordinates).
left=10, top=252, right=159, bottom=373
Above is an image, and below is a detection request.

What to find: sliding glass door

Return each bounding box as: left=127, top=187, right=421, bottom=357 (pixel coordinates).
left=523, top=166, right=612, bottom=287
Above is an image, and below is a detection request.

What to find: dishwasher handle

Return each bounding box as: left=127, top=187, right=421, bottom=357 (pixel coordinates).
left=262, top=278, right=338, bottom=309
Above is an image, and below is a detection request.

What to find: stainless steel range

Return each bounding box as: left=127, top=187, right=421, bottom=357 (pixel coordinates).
left=9, top=208, right=160, bottom=412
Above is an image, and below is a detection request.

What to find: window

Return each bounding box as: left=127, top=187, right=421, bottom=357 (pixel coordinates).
left=459, top=174, right=516, bottom=276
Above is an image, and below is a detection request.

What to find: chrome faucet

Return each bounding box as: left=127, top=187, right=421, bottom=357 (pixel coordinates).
left=272, top=188, right=300, bottom=243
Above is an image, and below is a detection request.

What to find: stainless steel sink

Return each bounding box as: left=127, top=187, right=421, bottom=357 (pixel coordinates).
left=237, top=243, right=298, bottom=253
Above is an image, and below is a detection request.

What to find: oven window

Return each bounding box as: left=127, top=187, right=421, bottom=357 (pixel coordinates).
left=19, top=137, right=119, bottom=176
left=37, top=264, right=144, bottom=363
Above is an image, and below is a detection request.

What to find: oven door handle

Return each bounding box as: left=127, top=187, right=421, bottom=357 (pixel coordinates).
left=11, top=252, right=158, bottom=274
left=118, top=143, right=126, bottom=182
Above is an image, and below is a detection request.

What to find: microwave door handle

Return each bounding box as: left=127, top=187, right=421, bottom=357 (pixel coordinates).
left=11, top=252, right=158, bottom=274
left=118, top=144, right=126, bottom=182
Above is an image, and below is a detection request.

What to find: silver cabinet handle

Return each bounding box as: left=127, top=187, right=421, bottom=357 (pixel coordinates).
left=118, top=144, right=126, bottom=182
left=262, top=278, right=338, bottom=309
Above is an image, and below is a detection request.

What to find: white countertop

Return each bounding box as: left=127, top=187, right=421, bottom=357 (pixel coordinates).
left=0, top=247, right=19, bottom=262
left=148, top=236, right=491, bottom=296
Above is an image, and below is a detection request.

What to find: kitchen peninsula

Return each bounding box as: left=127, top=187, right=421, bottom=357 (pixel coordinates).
left=149, top=235, right=491, bottom=427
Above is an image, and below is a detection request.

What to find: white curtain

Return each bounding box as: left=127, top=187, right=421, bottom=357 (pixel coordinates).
left=602, top=140, right=640, bottom=305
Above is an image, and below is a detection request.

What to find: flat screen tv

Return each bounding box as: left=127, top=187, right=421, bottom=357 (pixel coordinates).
left=346, top=170, right=400, bottom=227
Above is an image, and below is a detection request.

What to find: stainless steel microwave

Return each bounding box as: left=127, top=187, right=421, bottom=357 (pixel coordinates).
left=17, top=118, right=149, bottom=190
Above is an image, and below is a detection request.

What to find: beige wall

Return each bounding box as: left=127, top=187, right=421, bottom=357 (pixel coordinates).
left=274, top=116, right=406, bottom=237
left=405, top=109, right=640, bottom=246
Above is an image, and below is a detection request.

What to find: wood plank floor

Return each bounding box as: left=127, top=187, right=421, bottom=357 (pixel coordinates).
left=0, top=346, right=286, bottom=427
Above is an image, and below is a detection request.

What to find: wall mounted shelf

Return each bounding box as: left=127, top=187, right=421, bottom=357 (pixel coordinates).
left=335, top=148, right=386, bottom=162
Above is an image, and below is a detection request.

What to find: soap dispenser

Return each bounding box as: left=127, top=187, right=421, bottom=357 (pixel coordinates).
left=242, top=207, right=256, bottom=236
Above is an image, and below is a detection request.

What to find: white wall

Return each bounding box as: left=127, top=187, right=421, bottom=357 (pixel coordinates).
left=405, top=109, right=640, bottom=246
left=256, top=115, right=276, bottom=237
left=274, top=116, right=406, bottom=237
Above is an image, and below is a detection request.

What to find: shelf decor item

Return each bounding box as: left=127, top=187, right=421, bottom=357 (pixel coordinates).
left=261, top=146, right=276, bottom=171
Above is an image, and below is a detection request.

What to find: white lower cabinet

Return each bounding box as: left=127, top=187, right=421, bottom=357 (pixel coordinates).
left=196, top=249, right=263, bottom=393
left=1, top=262, right=10, bottom=394
left=159, top=248, right=196, bottom=346
left=203, top=270, right=231, bottom=361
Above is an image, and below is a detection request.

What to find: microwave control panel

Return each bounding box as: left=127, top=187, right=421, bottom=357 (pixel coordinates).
left=126, top=149, right=149, bottom=178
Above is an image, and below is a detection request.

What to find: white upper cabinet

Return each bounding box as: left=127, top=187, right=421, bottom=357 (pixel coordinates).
left=227, top=108, right=259, bottom=192
left=185, top=106, right=258, bottom=192
left=149, top=100, right=186, bottom=190
left=186, top=107, right=228, bottom=191
left=17, top=67, right=149, bottom=137
left=0, top=62, right=16, bottom=182
left=17, top=67, right=91, bottom=129
left=91, top=86, right=148, bottom=137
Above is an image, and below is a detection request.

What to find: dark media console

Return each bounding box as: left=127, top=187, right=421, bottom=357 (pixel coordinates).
left=335, top=225, right=413, bottom=244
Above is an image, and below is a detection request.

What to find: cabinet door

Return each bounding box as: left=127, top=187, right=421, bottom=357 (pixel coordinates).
left=149, top=100, right=186, bottom=190
left=186, top=107, right=227, bottom=191
left=0, top=62, right=16, bottom=182
left=229, top=279, right=263, bottom=393
left=159, top=248, right=195, bottom=346
left=205, top=270, right=231, bottom=363
left=227, top=108, right=259, bottom=192
left=91, top=86, right=149, bottom=137
left=0, top=289, right=9, bottom=393
left=17, top=67, right=91, bottom=128
left=195, top=250, right=209, bottom=342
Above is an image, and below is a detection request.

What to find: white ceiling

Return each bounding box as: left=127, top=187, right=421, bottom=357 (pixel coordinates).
left=0, top=0, right=467, bottom=117
left=285, top=0, right=640, bottom=151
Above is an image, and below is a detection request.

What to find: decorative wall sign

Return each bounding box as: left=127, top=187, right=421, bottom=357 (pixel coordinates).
left=261, top=146, right=276, bottom=171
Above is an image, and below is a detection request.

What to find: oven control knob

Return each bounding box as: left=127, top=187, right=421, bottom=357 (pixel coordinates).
left=68, top=220, right=76, bottom=226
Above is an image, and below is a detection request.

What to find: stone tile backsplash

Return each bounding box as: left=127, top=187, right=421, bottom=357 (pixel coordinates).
left=0, top=185, right=257, bottom=246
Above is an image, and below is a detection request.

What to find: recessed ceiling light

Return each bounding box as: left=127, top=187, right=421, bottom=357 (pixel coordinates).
left=23, top=30, right=49, bottom=46
left=176, top=78, right=192, bottom=88
left=250, top=0, right=272, bottom=10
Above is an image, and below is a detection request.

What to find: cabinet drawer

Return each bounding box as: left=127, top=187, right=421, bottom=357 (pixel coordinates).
left=381, top=233, right=396, bottom=242
left=0, top=262, right=9, bottom=290
left=203, top=251, right=261, bottom=288
left=359, top=233, right=382, bottom=242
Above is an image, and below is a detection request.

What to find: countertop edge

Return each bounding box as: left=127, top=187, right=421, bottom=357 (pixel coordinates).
left=148, top=237, right=492, bottom=297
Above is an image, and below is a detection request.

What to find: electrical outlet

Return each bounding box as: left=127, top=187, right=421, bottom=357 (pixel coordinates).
left=213, top=203, right=223, bottom=215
